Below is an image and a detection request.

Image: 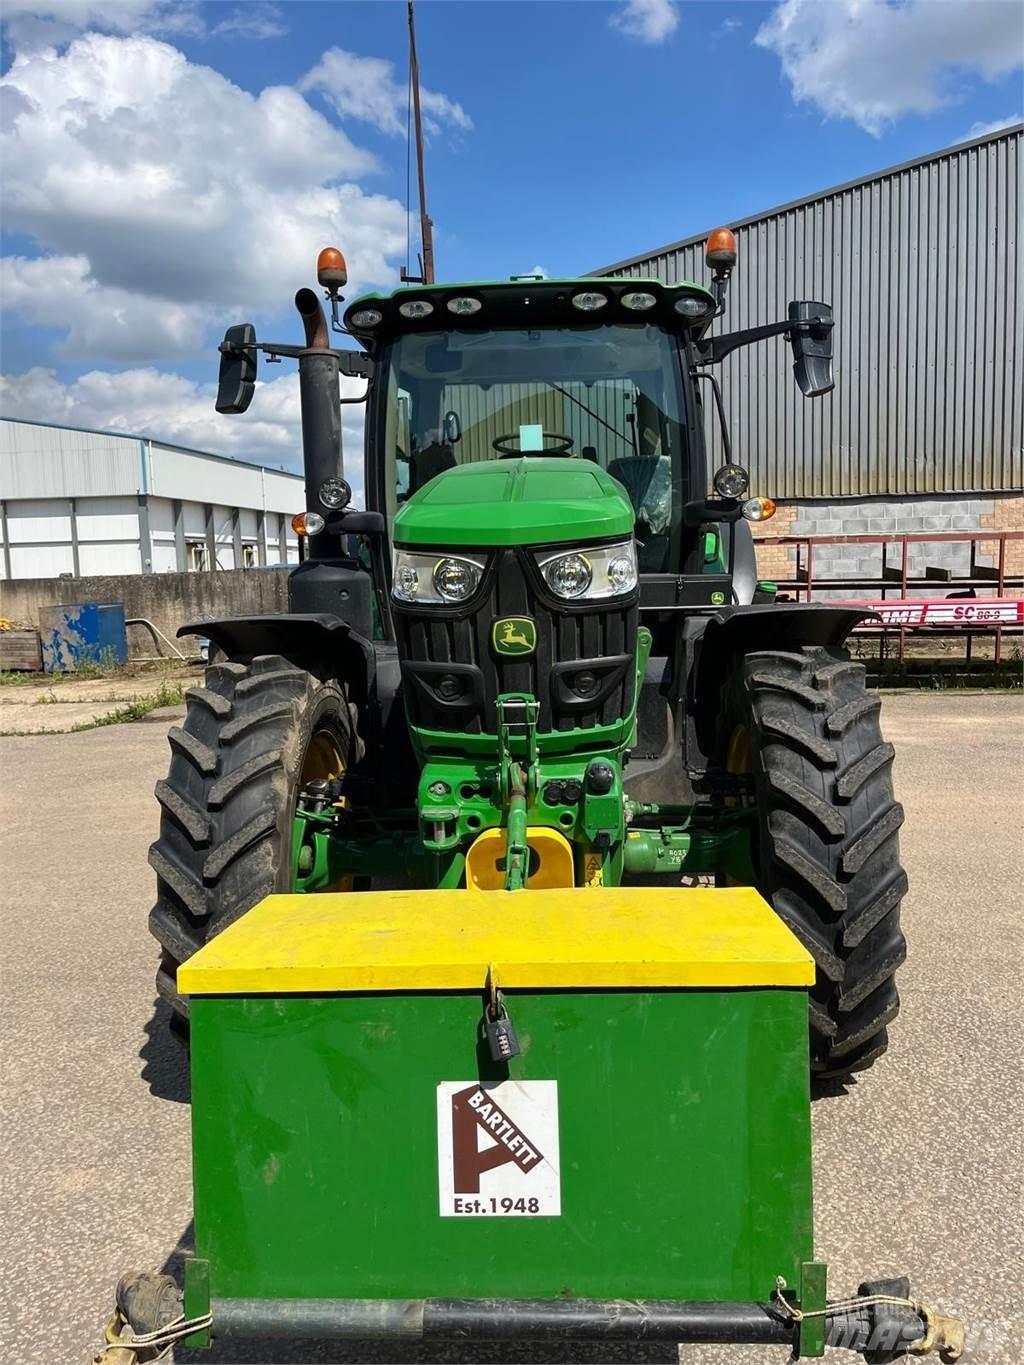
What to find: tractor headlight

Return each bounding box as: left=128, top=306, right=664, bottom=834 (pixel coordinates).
left=538, top=539, right=638, bottom=601
left=713, top=464, right=749, bottom=498
left=433, top=557, right=478, bottom=601
left=621, top=290, right=658, bottom=311
left=392, top=549, right=484, bottom=605
left=398, top=299, right=434, bottom=319
left=544, top=552, right=592, bottom=598
left=318, top=477, right=351, bottom=510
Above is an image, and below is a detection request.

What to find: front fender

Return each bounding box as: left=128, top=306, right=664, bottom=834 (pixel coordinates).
left=179, top=611, right=373, bottom=694
left=685, top=603, right=878, bottom=768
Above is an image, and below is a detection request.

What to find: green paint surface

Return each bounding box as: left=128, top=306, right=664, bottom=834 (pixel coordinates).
left=190, top=987, right=812, bottom=1303
left=393, top=457, right=635, bottom=548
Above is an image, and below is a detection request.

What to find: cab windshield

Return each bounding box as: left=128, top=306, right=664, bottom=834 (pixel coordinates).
left=375, top=323, right=690, bottom=573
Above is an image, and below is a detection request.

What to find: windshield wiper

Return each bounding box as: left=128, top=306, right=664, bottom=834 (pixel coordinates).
left=545, top=382, right=636, bottom=455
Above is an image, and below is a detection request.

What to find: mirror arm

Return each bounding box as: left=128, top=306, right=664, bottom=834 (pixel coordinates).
left=682, top=497, right=743, bottom=528
left=694, top=315, right=833, bottom=366
left=693, top=372, right=733, bottom=467
left=218, top=339, right=374, bottom=378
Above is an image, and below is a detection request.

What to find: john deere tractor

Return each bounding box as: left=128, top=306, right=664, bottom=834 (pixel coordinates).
left=149, top=237, right=906, bottom=1083
left=106, top=238, right=965, bottom=1363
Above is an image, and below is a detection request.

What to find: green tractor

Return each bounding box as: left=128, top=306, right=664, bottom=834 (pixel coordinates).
left=105, top=239, right=969, bottom=1364
left=150, top=233, right=905, bottom=1082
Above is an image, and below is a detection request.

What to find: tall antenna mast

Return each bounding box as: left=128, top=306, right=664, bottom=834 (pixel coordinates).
left=406, top=0, right=435, bottom=284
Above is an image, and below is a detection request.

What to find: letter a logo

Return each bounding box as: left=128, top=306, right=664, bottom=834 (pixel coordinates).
left=436, top=1080, right=561, bottom=1217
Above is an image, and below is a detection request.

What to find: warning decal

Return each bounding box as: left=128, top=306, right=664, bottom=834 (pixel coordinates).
left=436, top=1080, right=561, bottom=1217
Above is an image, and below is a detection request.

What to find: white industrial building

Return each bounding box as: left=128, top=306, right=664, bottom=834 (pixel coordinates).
left=0, top=417, right=304, bottom=580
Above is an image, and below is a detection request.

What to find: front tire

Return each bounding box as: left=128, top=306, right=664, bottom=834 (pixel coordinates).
left=148, top=653, right=359, bottom=1024
left=718, top=646, right=907, bottom=1080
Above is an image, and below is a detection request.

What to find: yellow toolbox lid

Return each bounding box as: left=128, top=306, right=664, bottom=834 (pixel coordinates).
left=178, top=886, right=815, bottom=996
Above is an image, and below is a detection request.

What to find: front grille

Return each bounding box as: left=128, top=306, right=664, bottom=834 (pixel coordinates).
left=394, top=548, right=638, bottom=735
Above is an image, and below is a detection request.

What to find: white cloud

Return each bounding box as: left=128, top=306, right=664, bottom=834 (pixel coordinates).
left=211, top=6, right=287, bottom=42
left=610, top=0, right=679, bottom=45
left=0, top=0, right=202, bottom=51
left=0, top=34, right=410, bottom=357
left=756, top=0, right=1024, bottom=136
left=301, top=48, right=472, bottom=139
left=520, top=265, right=549, bottom=279
left=962, top=113, right=1023, bottom=140
left=1, top=0, right=286, bottom=50
left=0, top=365, right=368, bottom=491
left=2, top=254, right=206, bottom=362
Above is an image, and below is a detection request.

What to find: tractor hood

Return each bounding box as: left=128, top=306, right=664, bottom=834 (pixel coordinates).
left=393, top=458, right=635, bottom=548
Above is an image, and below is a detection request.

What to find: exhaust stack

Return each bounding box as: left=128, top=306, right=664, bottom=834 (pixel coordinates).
left=294, top=287, right=341, bottom=558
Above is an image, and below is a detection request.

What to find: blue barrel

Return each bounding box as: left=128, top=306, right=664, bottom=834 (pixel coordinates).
left=39, top=602, right=128, bottom=673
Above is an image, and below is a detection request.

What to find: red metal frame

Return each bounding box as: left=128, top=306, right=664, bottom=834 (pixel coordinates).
left=757, top=530, right=1024, bottom=664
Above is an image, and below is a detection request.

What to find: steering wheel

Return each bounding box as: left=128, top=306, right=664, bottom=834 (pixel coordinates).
left=492, top=432, right=575, bottom=458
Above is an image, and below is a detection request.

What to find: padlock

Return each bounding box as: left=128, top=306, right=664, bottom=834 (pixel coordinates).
left=484, top=999, right=521, bottom=1062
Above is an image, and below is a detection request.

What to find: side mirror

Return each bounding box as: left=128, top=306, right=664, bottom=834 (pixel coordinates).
left=216, top=324, right=257, bottom=414
left=443, top=410, right=462, bottom=444
left=788, top=302, right=834, bottom=398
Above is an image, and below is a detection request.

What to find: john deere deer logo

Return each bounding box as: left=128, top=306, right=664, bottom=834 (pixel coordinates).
left=492, top=617, right=536, bottom=656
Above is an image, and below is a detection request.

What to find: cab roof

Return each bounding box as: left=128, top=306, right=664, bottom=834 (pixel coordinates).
left=343, top=275, right=717, bottom=344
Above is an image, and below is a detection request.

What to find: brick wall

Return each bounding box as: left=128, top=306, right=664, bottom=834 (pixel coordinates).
left=749, top=491, right=1023, bottom=592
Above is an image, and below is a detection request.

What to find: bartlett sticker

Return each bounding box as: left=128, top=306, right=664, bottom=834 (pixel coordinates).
left=437, top=1080, right=560, bottom=1217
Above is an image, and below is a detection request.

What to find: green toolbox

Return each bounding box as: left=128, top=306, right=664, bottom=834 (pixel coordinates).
left=176, top=884, right=818, bottom=1340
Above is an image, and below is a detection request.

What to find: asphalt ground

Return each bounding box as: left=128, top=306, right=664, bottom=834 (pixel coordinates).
left=1, top=692, right=1021, bottom=1365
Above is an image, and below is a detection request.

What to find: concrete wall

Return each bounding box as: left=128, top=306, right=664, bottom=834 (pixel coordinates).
left=0, top=568, right=290, bottom=660
left=750, top=490, right=1024, bottom=592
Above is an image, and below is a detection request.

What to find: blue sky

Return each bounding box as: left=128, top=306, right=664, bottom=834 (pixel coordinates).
left=1, top=0, right=1021, bottom=471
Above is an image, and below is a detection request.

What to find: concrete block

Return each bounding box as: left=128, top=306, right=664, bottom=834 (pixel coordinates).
left=813, top=520, right=843, bottom=533
left=950, top=515, right=979, bottom=529
left=788, top=520, right=814, bottom=535
left=868, top=518, right=897, bottom=532
left=842, top=519, right=869, bottom=533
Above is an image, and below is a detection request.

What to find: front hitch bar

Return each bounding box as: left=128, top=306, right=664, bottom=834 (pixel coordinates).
left=98, top=1273, right=965, bottom=1362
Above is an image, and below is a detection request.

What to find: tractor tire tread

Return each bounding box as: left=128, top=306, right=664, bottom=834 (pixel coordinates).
left=836, top=742, right=895, bottom=800
left=723, top=644, right=907, bottom=1080
left=760, top=713, right=838, bottom=766
left=184, top=686, right=232, bottom=719
left=220, top=702, right=294, bottom=743
left=841, top=801, right=905, bottom=874
left=235, top=667, right=309, bottom=698
left=148, top=653, right=356, bottom=1025
left=166, top=726, right=219, bottom=776
left=147, top=846, right=207, bottom=919
left=766, top=770, right=846, bottom=838
left=153, top=779, right=209, bottom=845
left=208, top=750, right=283, bottom=808
left=747, top=671, right=827, bottom=709
left=770, top=835, right=847, bottom=915
left=826, top=693, right=881, bottom=735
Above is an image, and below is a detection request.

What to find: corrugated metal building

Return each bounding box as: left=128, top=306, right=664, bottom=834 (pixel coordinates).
left=595, top=125, right=1022, bottom=577
left=0, top=418, right=304, bottom=580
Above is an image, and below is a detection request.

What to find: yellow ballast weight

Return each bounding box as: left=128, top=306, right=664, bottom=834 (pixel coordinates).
left=177, top=885, right=815, bottom=996
left=465, top=826, right=574, bottom=890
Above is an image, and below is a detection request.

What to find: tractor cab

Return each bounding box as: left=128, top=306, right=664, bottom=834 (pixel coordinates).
left=348, top=278, right=712, bottom=579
